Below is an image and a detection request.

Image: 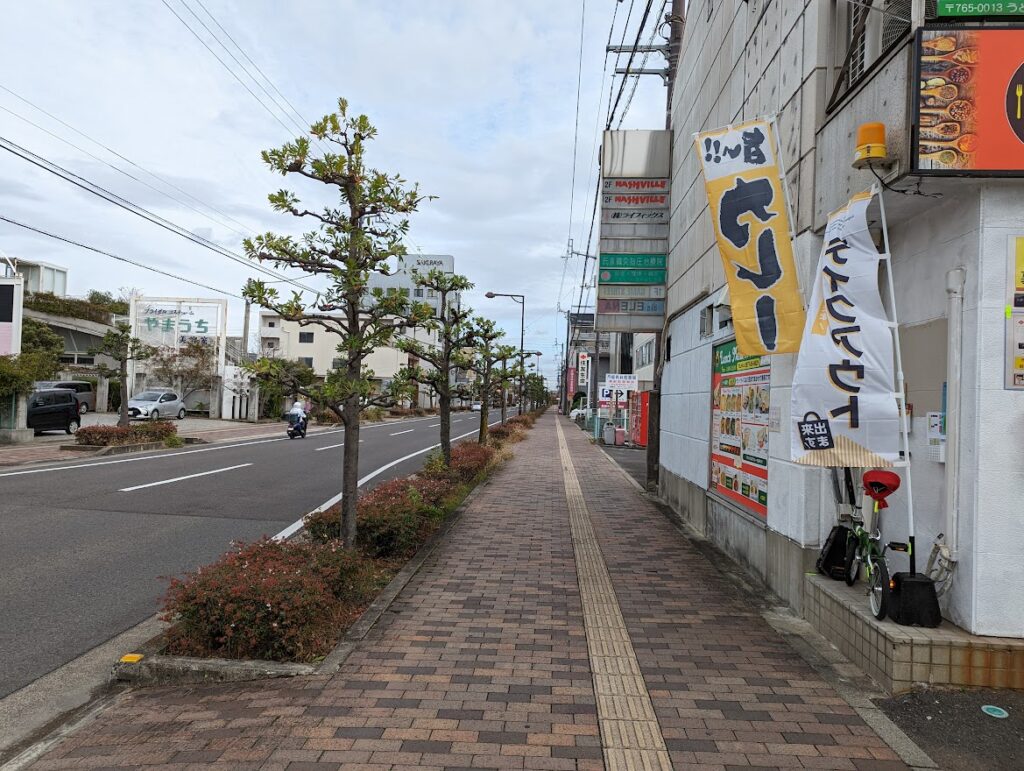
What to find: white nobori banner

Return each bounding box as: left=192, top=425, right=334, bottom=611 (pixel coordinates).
left=790, top=190, right=899, bottom=467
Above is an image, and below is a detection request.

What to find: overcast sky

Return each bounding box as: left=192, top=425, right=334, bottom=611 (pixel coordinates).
left=0, top=1, right=666, bottom=381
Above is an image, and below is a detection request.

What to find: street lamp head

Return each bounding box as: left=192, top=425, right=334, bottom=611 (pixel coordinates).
left=485, top=291, right=496, bottom=299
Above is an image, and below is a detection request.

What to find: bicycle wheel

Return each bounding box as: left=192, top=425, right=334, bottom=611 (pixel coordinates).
left=869, top=559, right=891, bottom=620
left=844, top=532, right=860, bottom=586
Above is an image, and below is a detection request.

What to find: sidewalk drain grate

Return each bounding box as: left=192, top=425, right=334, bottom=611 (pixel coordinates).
left=556, top=420, right=673, bottom=770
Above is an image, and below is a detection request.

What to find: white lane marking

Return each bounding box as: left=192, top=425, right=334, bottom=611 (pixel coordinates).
left=272, top=421, right=499, bottom=541
left=0, top=429, right=347, bottom=478
left=314, top=439, right=362, bottom=452
left=118, top=463, right=252, bottom=492
left=390, top=429, right=414, bottom=436
left=429, top=423, right=440, bottom=427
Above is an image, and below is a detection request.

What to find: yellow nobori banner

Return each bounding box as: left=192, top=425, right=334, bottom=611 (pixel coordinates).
left=695, top=119, right=805, bottom=356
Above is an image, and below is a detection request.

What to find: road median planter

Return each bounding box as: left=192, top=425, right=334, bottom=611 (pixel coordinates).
left=112, top=411, right=547, bottom=687
left=62, top=437, right=205, bottom=456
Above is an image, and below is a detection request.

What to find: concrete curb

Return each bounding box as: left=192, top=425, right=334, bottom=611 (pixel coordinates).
left=112, top=465, right=498, bottom=687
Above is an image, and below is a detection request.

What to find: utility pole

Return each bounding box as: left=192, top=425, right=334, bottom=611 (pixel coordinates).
left=646, top=0, right=685, bottom=492
left=241, top=300, right=251, bottom=356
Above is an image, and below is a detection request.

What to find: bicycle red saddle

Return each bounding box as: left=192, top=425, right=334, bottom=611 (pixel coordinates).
left=862, top=469, right=901, bottom=508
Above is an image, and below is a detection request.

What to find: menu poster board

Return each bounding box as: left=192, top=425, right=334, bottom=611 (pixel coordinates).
left=710, top=340, right=770, bottom=517
left=913, top=27, right=1024, bottom=175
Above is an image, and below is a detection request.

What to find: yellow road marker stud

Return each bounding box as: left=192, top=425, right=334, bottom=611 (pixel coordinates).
left=119, top=653, right=144, bottom=663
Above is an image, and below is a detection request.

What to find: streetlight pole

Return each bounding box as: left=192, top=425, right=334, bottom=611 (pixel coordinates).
left=485, top=291, right=525, bottom=416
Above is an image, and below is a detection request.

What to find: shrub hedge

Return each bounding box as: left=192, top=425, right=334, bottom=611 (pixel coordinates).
left=76, top=421, right=178, bottom=446
left=161, top=539, right=387, bottom=662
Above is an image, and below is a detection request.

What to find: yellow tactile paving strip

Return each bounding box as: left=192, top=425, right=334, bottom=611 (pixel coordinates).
left=556, top=419, right=673, bottom=770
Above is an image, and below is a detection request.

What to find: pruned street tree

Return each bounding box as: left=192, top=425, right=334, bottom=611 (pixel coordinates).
left=465, top=317, right=514, bottom=445
left=242, top=97, right=431, bottom=548
left=90, top=323, right=154, bottom=426
left=148, top=339, right=217, bottom=403
left=395, top=269, right=474, bottom=465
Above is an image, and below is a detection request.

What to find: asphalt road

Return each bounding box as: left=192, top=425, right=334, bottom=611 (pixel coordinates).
left=0, top=412, right=491, bottom=700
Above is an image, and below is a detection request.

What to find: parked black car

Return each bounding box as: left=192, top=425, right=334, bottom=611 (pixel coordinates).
left=27, top=388, right=81, bottom=435
left=34, top=380, right=96, bottom=414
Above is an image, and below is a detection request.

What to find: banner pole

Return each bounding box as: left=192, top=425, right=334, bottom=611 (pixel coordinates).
left=875, top=185, right=916, bottom=574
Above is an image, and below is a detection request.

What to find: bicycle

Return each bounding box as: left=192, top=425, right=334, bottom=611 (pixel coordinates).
left=843, top=471, right=908, bottom=620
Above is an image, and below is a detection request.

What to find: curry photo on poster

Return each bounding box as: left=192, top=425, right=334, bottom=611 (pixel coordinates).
left=915, top=28, right=1024, bottom=174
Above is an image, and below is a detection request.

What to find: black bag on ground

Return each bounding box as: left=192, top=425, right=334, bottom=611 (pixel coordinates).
left=817, top=525, right=851, bottom=580
left=888, top=572, right=942, bottom=627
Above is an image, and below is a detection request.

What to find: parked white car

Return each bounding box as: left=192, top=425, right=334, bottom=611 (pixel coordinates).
left=128, top=390, right=186, bottom=420
left=569, top=408, right=586, bottom=420
left=471, top=401, right=482, bottom=412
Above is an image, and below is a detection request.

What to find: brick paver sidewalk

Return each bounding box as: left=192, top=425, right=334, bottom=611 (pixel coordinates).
left=28, top=414, right=909, bottom=770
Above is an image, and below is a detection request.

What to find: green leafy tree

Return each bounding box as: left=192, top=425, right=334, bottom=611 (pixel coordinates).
left=242, top=97, right=431, bottom=547
left=90, top=323, right=154, bottom=426
left=494, top=356, right=523, bottom=424
left=20, top=319, right=63, bottom=379
left=396, top=269, right=474, bottom=464
left=250, top=358, right=316, bottom=418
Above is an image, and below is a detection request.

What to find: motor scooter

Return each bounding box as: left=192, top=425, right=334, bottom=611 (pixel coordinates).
left=286, top=412, right=307, bottom=439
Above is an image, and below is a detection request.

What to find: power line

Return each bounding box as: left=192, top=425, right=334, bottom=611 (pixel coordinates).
left=0, top=101, right=252, bottom=240
left=0, top=215, right=241, bottom=299
left=606, top=0, right=655, bottom=129
left=177, top=0, right=314, bottom=144
left=616, top=0, right=667, bottom=128
left=0, top=134, right=318, bottom=293
left=606, top=0, right=637, bottom=125
left=565, top=0, right=587, bottom=250
left=0, top=83, right=256, bottom=237
left=160, top=0, right=303, bottom=142
left=191, top=0, right=323, bottom=142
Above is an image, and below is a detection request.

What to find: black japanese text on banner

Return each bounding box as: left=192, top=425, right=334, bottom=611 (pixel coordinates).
left=790, top=190, right=899, bottom=467
left=695, top=119, right=805, bottom=356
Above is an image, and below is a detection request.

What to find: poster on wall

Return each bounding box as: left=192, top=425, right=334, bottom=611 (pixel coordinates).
left=710, top=339, right=770, bottom=518
left=1005, top=235, right=1024, bottom=389
left=695, top=118, right=806, bottom=356
left=913, top=28, right=1024, bottom=175
left=790, top=190, right=900, bottom=467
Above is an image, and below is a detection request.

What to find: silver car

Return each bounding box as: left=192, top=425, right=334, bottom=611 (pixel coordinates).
left=128, top=390, right=186, bottom=420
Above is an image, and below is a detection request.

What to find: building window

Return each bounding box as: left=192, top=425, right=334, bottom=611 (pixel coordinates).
left=299, top=332, right=314, bottom=343
left=268, top=320, right=276, bottom=328
left=414, top=288, right=424, bottom=298
left=827, top=0, right=920, bottom=111
left=76, top=355, right=94, bottom=365
left=331, top=357, right=343, bottom=370
left=400, top=288, right=410, bottom=297
left=298, top=357, right=314, bottom=368
left=265, top=341, right=275, bottom=349
left=665, top=336, right=672, bottom=361
left=700, top=304, right=715, bottom=338
left=426, top=289, right=437, bottom=299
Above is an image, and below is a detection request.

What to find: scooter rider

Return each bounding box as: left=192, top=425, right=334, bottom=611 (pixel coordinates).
left=288, top=398, right=308, bottom=435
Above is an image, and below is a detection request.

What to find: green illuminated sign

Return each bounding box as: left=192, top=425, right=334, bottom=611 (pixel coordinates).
left=599, top=253, right=667, bottom=269
left=597, top=268, right=666, bottom=285
left=938, top=1, right=1024, bottom=15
